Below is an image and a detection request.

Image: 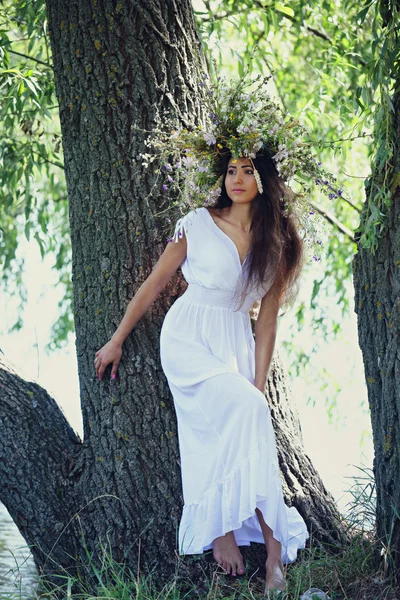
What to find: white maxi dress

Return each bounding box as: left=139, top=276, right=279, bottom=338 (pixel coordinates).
left=159, top=206, right=309, bottom=563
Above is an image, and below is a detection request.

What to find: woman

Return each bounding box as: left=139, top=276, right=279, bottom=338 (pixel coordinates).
left=94, top=150, right=309, bottom=595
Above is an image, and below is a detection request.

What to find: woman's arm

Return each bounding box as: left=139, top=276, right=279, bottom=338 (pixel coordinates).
left=253, top=276, right=284, bottom=393
left=95, top=233, right=187, bottom=380
left=111, top=235, right=187, bottom=345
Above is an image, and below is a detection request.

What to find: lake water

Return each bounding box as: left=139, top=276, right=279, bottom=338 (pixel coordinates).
left=0, top=503, right=37, bottom=599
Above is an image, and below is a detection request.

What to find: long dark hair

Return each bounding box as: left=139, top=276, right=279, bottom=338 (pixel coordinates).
left=211, top=150, right=305, bottom=310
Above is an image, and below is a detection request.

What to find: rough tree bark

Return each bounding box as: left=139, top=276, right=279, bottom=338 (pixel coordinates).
left=353, top=88, right=400, bottom=576
left=0, top=0, right=347, bottom=592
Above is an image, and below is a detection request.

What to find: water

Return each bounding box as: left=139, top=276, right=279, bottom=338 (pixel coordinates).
left=0, top=503, right=37, bottom=599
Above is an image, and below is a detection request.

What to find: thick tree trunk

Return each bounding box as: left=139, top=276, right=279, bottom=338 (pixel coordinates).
left=0, top=350, right=345, bottom=591
left=353, top=92, right=400, bottom=576
left=0, top=0, right=346, bottom=593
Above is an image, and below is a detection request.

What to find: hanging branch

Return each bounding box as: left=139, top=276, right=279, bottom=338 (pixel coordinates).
left=309, top=200, right=355, bottom=242
left=7, top=48, right=51, bottom=69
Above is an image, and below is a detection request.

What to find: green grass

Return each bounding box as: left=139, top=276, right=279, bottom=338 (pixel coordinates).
left=2, top=468, right=399, bottom=600
left=3, top=532, right=397, bottom=600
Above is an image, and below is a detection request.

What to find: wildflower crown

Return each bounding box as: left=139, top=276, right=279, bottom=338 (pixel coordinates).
left=141, top=72, right=342, bottom=259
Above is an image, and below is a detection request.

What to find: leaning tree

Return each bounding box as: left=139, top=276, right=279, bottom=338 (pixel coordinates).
left=0, top=0, right=347, bottom=592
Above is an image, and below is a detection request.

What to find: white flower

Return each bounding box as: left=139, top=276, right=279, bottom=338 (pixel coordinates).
left=272, top=144, right=289, bottom=162
left=203, top=131, right=217, bottom=146
left=237, top=124, right=250, bottom=134
left=182, top=156, right=196, bottom=168
left=268, top=124, right=279, bottom=136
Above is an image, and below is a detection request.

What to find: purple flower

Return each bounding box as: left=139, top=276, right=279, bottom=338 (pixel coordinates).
left=313, top=255, right=321, bottom=262
left=309, top=210, right=315, bottom=215
left=318, top=161, right=322, bottom=166
left=163, top=184, right=168, bottom=191
left=328, top=193, right=336, bottom=199
left=167, top=237, right=172, bottom=242
left=200, top=82, right=205, bottom=87
left=338, top=189, right=343, bottom=196
left=167, top=175, right=173, bottom=183
left=165, top=163, right=172, bottom=171
left=315, top=179, right=321, bottom=185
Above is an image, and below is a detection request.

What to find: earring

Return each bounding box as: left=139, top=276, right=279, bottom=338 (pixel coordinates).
left=249, top=158, right=264, bottom=194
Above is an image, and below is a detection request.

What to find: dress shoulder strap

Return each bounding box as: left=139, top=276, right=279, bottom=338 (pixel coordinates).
left=171, top=208, right=201, bottom=243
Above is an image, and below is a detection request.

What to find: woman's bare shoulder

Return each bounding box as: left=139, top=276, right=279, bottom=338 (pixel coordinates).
left=206, top=206, right=225, bottom=220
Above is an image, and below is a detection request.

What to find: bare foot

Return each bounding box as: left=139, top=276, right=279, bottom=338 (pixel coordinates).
left=264, top=558, right=286, bottom=596
left=212, top=531, right=245, bottom=576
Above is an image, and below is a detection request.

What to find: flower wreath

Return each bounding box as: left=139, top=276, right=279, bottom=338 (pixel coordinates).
left=140, top=73, right=343, bottom=260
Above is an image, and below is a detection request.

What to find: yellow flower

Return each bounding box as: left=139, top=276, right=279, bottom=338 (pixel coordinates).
left=232, top=159, right=237, bottom=164
left=217, top=143, right=223, bottom=148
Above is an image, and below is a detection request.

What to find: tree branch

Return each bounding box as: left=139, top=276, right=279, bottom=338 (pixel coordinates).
left=0, top=353, right=83, bottom=572
left=309, top=200, right=355, bottom=242
left=338, top=194, right=363, bottom=214
left=198, top=3, right=332, bottom=44
left=197, top=3, right=366, bottom=67
left=32, top=150, right=64, bottom=169
left=5, top=105, right=59, bottom=116
left=7, top=48, right=51, bottom=69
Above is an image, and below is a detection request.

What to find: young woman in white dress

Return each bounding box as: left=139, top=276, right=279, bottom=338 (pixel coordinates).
left=94, top=151, right=308, bottom=595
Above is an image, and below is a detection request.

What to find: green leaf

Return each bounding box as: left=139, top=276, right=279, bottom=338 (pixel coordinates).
left=34, top=231, right=46, bottom=258
left=24, top=220, right=32, bottom=241
left=24, top=76, right=37, bottom=96
left=274, top=3, right=295, bottom=17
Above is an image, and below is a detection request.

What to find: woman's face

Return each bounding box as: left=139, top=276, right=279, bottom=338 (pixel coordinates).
left=224, top=157, right=259, bottom=204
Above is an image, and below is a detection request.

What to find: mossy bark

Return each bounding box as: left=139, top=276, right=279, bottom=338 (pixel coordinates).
left=353, top=91, right=400, bottom=577
left=0, top=0, right=346, bottom=593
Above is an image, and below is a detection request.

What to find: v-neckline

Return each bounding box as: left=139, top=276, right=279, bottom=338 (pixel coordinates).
left=202, top=207, right=250, bottom=268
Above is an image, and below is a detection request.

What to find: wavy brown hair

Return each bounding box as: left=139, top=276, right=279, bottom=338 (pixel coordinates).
left=210, top=150, right=305, bottom=311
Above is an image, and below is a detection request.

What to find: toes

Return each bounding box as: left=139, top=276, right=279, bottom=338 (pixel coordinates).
left=236, top=555, right=245, bottom=576
left=237, top=558, right=245, bottom=575
left=214, top=555, right=224, bottom=572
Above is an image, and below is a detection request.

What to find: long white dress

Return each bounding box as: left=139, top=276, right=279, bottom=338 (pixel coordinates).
left=159, top=206, right=309, bottom=563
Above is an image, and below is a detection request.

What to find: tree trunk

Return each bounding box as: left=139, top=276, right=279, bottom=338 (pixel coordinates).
left=0, top=0, right=346, bottom=593
left=353, top=89, right=400, bottom=577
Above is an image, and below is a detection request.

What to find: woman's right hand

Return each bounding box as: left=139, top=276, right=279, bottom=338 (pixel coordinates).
left=94, top=339, right=123, bottom=381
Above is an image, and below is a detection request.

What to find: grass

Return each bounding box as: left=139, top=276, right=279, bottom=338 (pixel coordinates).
left=3, top=536, right=396, bottom=600
left=2, top=468, right=399, bottom=600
